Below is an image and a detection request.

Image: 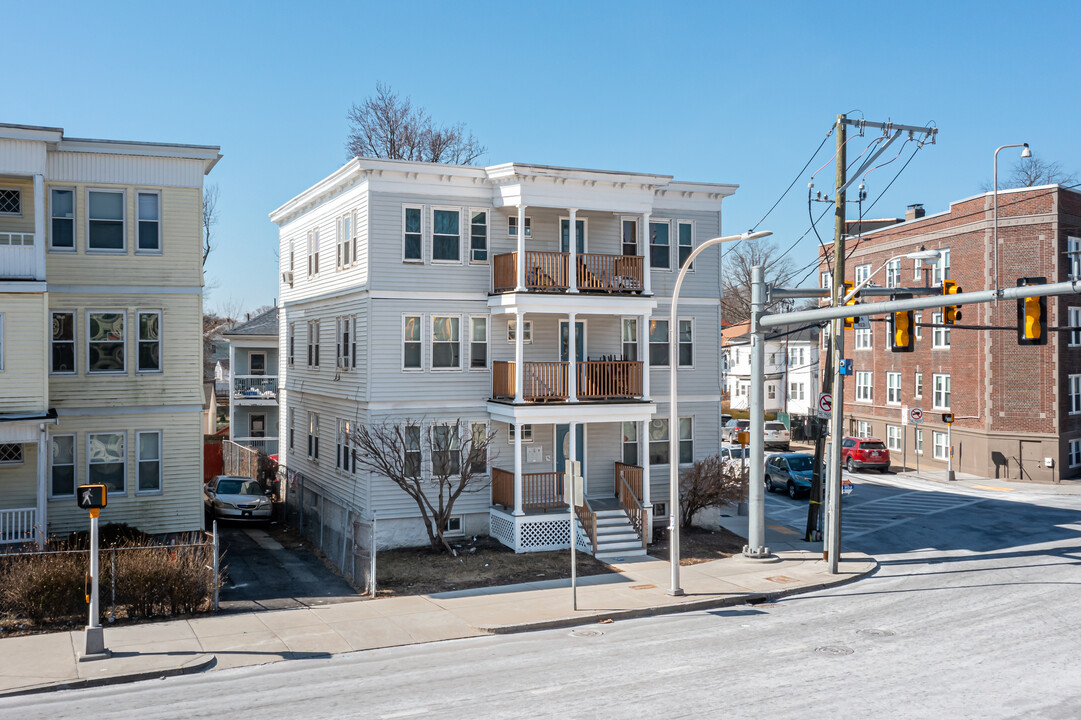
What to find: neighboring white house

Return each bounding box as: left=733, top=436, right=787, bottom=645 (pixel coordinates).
left=223, top=307, right=279, bottom=458
left=270, top=157, right=737, bottom=558
left=0, top=122, right=220, bottom=546
left=723, top=322, right=820, bottom=415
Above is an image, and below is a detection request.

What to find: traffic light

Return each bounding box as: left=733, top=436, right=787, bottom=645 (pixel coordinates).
left=843, top=280, right=859, bottom=329
left=942, top=279, right=962, bottom=324
left=891, top=293, right=914, bottom=352
left=1017, top=277, right=1047, bottom=345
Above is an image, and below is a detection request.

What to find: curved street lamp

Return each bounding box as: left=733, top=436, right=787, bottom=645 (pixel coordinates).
left=994, top=143, right=1031, bottom=300
left=667, top=229, right=772, bottom=596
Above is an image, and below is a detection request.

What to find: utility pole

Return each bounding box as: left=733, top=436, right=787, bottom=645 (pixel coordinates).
left=805, top=339, right=832, bottom=541
left=826, top=114, right=847, bottom=573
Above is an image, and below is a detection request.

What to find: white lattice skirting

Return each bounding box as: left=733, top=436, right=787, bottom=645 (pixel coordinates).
left=489, top=507, right=593, bottom=555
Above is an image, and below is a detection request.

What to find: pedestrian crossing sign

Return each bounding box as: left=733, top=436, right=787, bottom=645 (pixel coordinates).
left=77, top=484, right=108, bottom=510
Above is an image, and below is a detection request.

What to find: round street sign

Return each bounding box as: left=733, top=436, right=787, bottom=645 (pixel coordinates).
left=909, top=407, right=924, bottom=425
left=818, top=392, right=833, bottom=415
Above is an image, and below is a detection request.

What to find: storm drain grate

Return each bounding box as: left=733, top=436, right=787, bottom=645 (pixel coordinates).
left=570, top=629, right=602, bottom=638
left=815, top=645, right=855, bottom=656
left=856, top=628, right=896, bottom=637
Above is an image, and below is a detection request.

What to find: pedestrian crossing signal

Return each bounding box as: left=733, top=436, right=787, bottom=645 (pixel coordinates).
left=76, top=484, right=108, bottom=510
left=1017, top=277, right=1047, bottom=345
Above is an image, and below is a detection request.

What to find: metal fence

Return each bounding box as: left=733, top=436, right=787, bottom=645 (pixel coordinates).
left=281, top=466, right=376, bottom=595
left=223, top=439, right=279, bottom=493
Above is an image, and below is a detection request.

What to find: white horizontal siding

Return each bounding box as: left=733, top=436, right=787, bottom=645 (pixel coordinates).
left=46, top=152, right=207, bottom=189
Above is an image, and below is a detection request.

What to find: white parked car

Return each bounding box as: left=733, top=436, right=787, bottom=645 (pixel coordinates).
left=204, top=475, right=272, bottom=522
left=764, top=421, right=791, bottom=450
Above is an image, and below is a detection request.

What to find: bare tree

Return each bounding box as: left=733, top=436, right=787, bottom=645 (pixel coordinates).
left=202, top=184, right=219, bottom=267
left=351, top=419, right=496, bottom=553
left=721, top=239, right=795, bottom=324
left=980, top=155, right=1079, bottom=192
left=678, top=455, right=744, bottom=529
left=346, top=82, right=486, bottom=165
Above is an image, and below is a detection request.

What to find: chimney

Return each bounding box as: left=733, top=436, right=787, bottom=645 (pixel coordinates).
left=905, top=203, right=925, bottom=222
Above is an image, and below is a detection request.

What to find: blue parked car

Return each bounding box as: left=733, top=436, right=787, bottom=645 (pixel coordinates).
left=764, top=453, right=815, bottom=498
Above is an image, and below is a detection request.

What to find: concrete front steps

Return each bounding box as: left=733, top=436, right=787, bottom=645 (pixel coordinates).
left=590, top=507, right=647, bottom=560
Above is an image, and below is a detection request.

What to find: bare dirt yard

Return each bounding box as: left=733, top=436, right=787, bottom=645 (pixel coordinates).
left=649, top=525, right=746, bottom=566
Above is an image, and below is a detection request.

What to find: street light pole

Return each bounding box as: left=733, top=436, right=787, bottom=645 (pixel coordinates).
left=994, top=143, right=1031, bottom=301
left=667, top=230, right=772, bottom=596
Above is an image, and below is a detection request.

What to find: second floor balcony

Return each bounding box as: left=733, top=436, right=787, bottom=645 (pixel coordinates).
left=0, top=232, right=42, bottom=281
left=233, top=375, right=279, bottom=404
left=492, top=359, right=643, bottom=403
left=492, top=251, right=644, bottom=295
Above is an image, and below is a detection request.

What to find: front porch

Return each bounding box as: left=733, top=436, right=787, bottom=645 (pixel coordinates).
left=0, top=415, right=53, bottom=549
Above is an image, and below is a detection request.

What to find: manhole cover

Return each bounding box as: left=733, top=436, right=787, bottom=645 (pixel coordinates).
left=856, top=628, right=896, bottom=637
left=814, top=645, right=854, bottom=656
left=570, top=629, right=602, bottom=638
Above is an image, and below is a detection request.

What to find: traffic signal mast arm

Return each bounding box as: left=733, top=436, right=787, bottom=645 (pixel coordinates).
left=759, top=278, right=1081, bottom=329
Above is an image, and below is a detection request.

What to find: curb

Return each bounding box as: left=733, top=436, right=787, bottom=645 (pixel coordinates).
left=477, top=559, right=877, bottom=635
left=0, top=653, right=215, bottom=699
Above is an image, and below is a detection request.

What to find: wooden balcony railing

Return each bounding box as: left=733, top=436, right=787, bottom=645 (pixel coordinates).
left=577, top=361, right=642, bottom=400
left=575, top=501, right=598, bottom=554
left=492, top=468, right=566, bottom=512
left=615, top=461, right=644, bottom=500
left=492, top=251, right=643, bottom=294
left=492, top=360, right=643, bottom=402
left=616, top=463, right=647, bottom=548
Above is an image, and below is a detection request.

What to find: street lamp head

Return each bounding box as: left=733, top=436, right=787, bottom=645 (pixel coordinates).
left=905, top=249, right=942, bottom=262
left=741, top=230, right=773, bottom=242
left=1021, top=143, right=1032, bottom=159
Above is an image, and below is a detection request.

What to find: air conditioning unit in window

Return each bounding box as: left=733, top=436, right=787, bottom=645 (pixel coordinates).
left=282, top=271, right=294, bottom=287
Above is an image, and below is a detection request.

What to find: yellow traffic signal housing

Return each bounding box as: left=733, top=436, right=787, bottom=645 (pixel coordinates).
left=891, top=293, right=914, bottom=352
left=1017, top=277, right=1048, bottom=345
left=843, top=280, right=859, bottom=329
left=942, top=279, right=962, bottom=324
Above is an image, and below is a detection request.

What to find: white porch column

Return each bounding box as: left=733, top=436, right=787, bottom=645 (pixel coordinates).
left=641, top=212, right=652, bottom=295
left=513, top=422, right=524, bottom=516
left=640, top=314, right=651, bottom=400
left=228, top=342, right=236, bottom=439
left=514, top=311, right=524, bottom=403
left=568, top=208, right=579, bottom=293
left=33, top=174, right=45, bottom=282
left=36, top=424, right=47, bottom=549
left=638, top=418, right=652, bottom=542
left=515, top=205, right=527, bottom=292
left=567, top=311, right=578, bottom=403
left=569, top=420, right=578, bottom=484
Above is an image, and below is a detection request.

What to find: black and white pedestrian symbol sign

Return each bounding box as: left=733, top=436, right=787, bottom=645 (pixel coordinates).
left=77, top=484, right=108, bottom=510
left=817, top=392, right=832, bottom=418
left=909, top=407, right=924, bottom=425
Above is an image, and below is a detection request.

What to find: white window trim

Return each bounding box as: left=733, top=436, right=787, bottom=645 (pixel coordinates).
left=287, top=406, right=294, bottom=451
left=932, top=249, right=951, bottom=285
left=86, top=310, right=127, bottom=375
left=886, top=425, right=902, bottom=451
left=508, top=214, right=532, bottom=239
left=932, top=312, right=950, bottom=349
left=915, top=428, right=924, bottom=455
left=136, top=309, right=163, bottom=374
left=1069, top=307, right=1081, bottom=347
left=933, top=431, right=948, bottom=461
left=469, top=207, right=489, bottom=265
left=914, top=312, right=923, bottom=341
left=508, top=424, right=533, bottom=443
left=431, top=206, right=462, bottom=265
left=647, top=416, right=694, bottom=467
left=677, top=219, right=695, bottom=272
left=402, top=313, right=424, bottom=372
left=649, top=318, right=670, bottom=368
left=1069, top=438, right=1081, bottom=468
left=307, top=319, right=321, bottom=368
left=885, top=259, right=900, bottom=288
left=49, top=186, right=77, bottom=252
left=307, top=228, right=320, bottom=277
left=335, top=316, right=353, bottom=370
left=308, top=411, right=320, bottom=461
left=855, top=371, right=873, bottom=403
left=0, top=187, right=22, bottom=217
left=0, top=312, right=4, bottom=372
left=854, top=263, right=872, bottom=284
left=857, top=421, right=871, bottom=438
left=914, top=372, right=923, bottom=398
left=86, top=188, right=127, bottom=254
left=649, top=219, right=673, bottom=271
left=507, top=319, right=532, bottom=344
left=886, top=372, right=901, bottom=406
left=1069, top=375, right=1081, bottom=415
left=287, top=322, right=295, bottom=367
left=932, top=373, right=951, bottom=411
left=88, top=431, right=127, bottom=496
left=430, top=314, right=463, bottom=371
left=678, top=316, right=695, bottom=369
left=913, top=256, right=922, bottom=280
left=854, top=326, right=873, bottom=350
left=443, top=516, right=464, bottom=536
left=135, top=430, right=163, bottom=495
left=135, top=189, right=162, bottom=255
left=48, top=434, right=77, bottom=499
left=469, top=314, right=489, bottom=371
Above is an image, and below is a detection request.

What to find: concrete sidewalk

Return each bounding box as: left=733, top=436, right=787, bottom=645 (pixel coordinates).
left=0, top=536, right=872, bottom=697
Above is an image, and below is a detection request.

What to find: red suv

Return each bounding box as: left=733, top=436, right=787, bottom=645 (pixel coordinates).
left=841, top=436, right=891, bottom=472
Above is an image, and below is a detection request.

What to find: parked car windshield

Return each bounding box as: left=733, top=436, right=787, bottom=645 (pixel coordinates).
left=787, top=456, right=814, bottom=471
left=860, top=441, right=887, bottom=450
left=726, top=448, right=748, bottom=459
left=765, top=422, right=787, bottom=431
left=216, top=479, right=262, bottom=495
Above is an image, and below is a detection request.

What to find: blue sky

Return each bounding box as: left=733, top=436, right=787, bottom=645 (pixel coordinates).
left=8, top=1, right=1079, bottom=314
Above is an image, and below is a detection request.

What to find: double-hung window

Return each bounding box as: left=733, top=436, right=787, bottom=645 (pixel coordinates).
left=403, top=206, right=422, bottom=261
left=885, top=259, right=900, bottom=288
left=470, top=209, right=488, bottom=263
left=288, top=322, right=295, bottom=367
left=678, top=319, right=693, bottom=367
left=89, top=432, right=126, bottom=493
left=470, top=423, right=488, bottom=474
left=287, top=407, right=294, bottom=451
left=337, top=419, right=355, bottom=473
left=137, top=191, right=161, bottom=253
left=854, top=264, right=872, bottom=285
left=470, top=316, right=488, bottom=369
left=933, top=373, right=951, bottom=410
left=932, top=312, right=950, bottom=348
left=507, top=319, right=532, bottom=344
left=647, top=418, right=692, bottom=465
left=403, top=315, right=422, bottom=370
left=886, top=425, right=902, bottom=451
left=432, top=423, right=460, bottom=475
left=622, top=318, right=638, bottom=361
left=933, top=431, right=948, bottom=460
left=1069, top=375, right=1081, bottom=414
left=88, top=312, right=125, bottom=374
left=790, top=382, right=805, bottom=401
left=137, top=431, right=161, bottom=493
left=308, top=412, right=319, bottom=460
left=677, top=221, right=694, bottom=269
left=855, top=325, right=872, bottom=350
left=649, top=221, right=670, bottom=270
left=914, top=372, right=923, bottom=398
left=50, top=188, right=75, bottom=250
left=1070, top=439, right=1081, bottom=468
left=432, top=208, right=460, bottom=262
left=432, top=316, right=461, bottom=369
left=307, top=320, right=320, bottom=367
left=508, top=215, right=531, bottom=239
left=886, top=372, right=901, bottom=405
left=1069, top=237, right=1081, bottom=280
left=915, top=429, right=924, bottom=455
left=821, top=272, right=832, bottom=289
left=51, top=311, right=76, bottom=374
left=307, top=229, right=319, bottom=276
left=137, top=310, right=161, bottom=372
left=622, top=421, right=639, bottom=466
left=1069, top=307, right=1081, bottom=347
left=405, top=425, right=422, bottom=478
left=50, top=435, right=76, bottom=497
left=88, top=190, right=124, bottom=252
left=932, top=249, right=951, bottom=285
left=914, top=313, right=923, bottom=341
left=649, top=319, right=669, bottom=367
left=336, top=213, right=352, bottom=268
left=855, top=371, right=873, bottom=402
left=508, top=424, right=533, bottom=443
left=857, top=421, right=871, bottom=438
left=336, top=316, right=353, bottom=369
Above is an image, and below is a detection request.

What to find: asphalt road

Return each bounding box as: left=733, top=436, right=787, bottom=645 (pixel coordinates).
left=7, top=477, right=1081, bottom=719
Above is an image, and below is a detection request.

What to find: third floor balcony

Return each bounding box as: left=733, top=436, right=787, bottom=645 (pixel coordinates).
left=233, top=375, right=279, bottom=404
left=0, top=232, right=42, bottom=281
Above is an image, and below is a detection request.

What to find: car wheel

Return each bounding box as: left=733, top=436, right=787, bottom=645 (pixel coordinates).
left=787, top=481, right=798, bottom=499
left=764, top=475, right=773, bottom=492
left=845, top=457, right=856, bottom=472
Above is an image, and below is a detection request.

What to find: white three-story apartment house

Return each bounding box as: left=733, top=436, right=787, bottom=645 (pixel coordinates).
left=272, top=158, right=735, bottom=556
left=0, top=123, right=219, bottom=546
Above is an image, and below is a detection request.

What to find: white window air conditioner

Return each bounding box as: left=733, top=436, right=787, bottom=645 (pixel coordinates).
left=282, top=271, right=294, bottom=287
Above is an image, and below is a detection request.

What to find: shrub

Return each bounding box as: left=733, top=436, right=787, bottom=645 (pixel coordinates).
left=0, top=546, right=90, bottom=623
left=679, top=455, right=744, bottom=529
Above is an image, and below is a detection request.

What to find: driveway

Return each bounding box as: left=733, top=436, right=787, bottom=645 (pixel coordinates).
left=216, top=522, right=362, bottom=612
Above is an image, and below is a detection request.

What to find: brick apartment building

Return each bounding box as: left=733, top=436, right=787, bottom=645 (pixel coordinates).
left=820, top=184, right=1081, bottom=483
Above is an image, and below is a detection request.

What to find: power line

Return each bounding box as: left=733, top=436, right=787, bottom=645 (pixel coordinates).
left=749, top=128, right=834, bottom=233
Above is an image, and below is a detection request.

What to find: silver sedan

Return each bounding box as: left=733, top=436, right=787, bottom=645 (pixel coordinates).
left=204, top=475, right=272, bottom=521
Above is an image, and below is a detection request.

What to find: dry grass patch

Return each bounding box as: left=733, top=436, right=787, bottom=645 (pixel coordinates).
left=649, top=526, right=745, bottom=566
